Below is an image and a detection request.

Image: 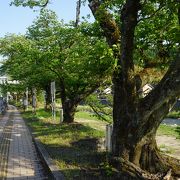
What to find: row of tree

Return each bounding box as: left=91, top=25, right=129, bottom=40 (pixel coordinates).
left=0, top=0, right=180, bottom=179
left=0, top=9, right=114, bottom=122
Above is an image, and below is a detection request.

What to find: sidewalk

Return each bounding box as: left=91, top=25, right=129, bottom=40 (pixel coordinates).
left=0, top=105, right=48, bottom=180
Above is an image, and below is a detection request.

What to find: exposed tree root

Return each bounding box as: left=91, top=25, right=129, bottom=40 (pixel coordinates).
left=75, top=155, right=180, bottom=180
left=159, top=154, right=180, bottom=177
left=111, top=157, right=163, bottom=179
left=110, top=157, right=180, bottom=180
left=163, top=169, right=172, bottom=180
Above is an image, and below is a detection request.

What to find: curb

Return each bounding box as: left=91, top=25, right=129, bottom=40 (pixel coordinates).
left=13, top=106, right=65, bottom=180
left=32, top=136, right=65, bottom=180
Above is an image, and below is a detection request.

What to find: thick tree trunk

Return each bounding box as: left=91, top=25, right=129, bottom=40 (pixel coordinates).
left=112, top=0, right=140, bottom=157
left=88, top=0, right=180, bottom=178
left=111, top=0, right=180, bottom=176
left=59, top=78, right=78, bottom=123
left=110, top=100, right=180, bottom=179
left=62, top=100, right=78, bottom=123
left=111, top=122, right=180, bottom=179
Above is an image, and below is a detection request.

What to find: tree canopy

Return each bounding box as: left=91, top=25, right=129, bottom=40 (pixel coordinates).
left=1, top=0, right=180, bottom=178
left=0, top=9, right=114, bottom=122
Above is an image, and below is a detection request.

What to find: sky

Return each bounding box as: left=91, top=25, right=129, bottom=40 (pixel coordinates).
left=0, top=0, right=93, bottom=38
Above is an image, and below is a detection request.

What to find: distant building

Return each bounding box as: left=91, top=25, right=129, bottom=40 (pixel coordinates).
left=0, top=76, right=8, bottom=84
left=0, top=75, right=19, bottom=100
left=103, top=87, right=112, bottom=95
left=0, top=75, right=19, bottom=85
left=140, top=83, right=155, bottom=97
left=140, top=83, right=179, bottom=111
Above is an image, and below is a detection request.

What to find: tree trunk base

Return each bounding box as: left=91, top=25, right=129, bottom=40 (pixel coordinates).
left=110, top=155, right=180, bottom=180
left=75, top=154, right=180, bottom=180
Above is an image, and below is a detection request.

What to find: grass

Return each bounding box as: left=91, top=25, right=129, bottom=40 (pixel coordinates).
left=22, top=108, right=106, bottom=179
left=22, top=106, right=180, bottom=179
left=77, top=105, right=92, bottom=112
left=158, top=144, right=174, bottom=154
left=75, top=111, right=99, bottom=121
left=166, top=110, right=180, bottom=119
left=157, top=124, right=180, bottom=139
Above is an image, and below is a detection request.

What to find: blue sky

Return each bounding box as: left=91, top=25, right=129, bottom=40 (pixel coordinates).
left=0, top=0, right=93, bottom=38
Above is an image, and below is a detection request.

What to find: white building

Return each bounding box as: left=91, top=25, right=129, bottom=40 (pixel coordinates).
left=141, top=83, right=155, bottom=97
left=0, top=75, right=19, bottom=85
left=0, top=76, right=8, bottom=84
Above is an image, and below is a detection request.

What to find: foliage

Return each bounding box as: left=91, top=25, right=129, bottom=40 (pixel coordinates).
left=0, top=34, right=54, bottom=89
left=27, top=9, right=114, bottom=122
left=10, top=0, right=49, bottom=8
left=0, top=9, right=114, bottom=122
left=99, top=162, right=114, bottom=177
left=134, top=0, right=179, bottom=69
left=167, top=111, right=180, bottom=119
left=27, top=9, right=114, bottom=90
left=85, top=93, right=112, bottom=123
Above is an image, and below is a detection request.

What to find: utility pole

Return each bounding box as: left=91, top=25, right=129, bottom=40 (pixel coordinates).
left=75, top=0, right=81, bottom=27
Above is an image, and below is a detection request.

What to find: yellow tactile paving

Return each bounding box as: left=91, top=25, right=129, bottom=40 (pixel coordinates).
left=0, top=106, right=48, bottom=180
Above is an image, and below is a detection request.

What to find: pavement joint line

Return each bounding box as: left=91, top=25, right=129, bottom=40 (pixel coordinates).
left=0, top=106, right=49, bottom=180
left=0, top=112, right=13, bottom=180
left=0, top=105, right=66, bottom=180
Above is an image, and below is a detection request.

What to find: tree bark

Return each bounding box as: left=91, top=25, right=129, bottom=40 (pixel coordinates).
left=88, top=0, right=120, bottom=47
left=88, top=0, right=180, bottom=178
left=112, top=0, right=140, bottom=158
left=59, top=78, right=78, bottom=123
left=62, top=99, right=78, bottom=123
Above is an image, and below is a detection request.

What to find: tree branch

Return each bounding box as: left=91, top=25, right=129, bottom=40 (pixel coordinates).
left=138, top=5, right=165, bottom=23
left=139, top=54, right=180, bottom=120
left=88, top=103, right=109, bottom=122
left=77, top=83, right=100, bottom=102
left=137, top=98, right=177, bottom=142
left=40, top=0, right=49, bottom=7
left=88, top=0, right=120, bottom=46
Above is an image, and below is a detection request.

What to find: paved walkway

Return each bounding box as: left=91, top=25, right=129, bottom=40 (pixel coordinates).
left=0, top=105, right=48, bottom=180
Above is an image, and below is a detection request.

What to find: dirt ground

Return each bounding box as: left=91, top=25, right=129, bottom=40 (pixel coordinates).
left=156, top=135, right=180, bottom=160
left=77, top=118, right=180, bottom=160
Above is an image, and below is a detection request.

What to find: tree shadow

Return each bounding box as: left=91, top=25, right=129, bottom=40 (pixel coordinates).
left=24, top=115, right=107, bottom=179
left=43, top=143, right=106, bottom=179
left=26, top=118, right=101, bottom=138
